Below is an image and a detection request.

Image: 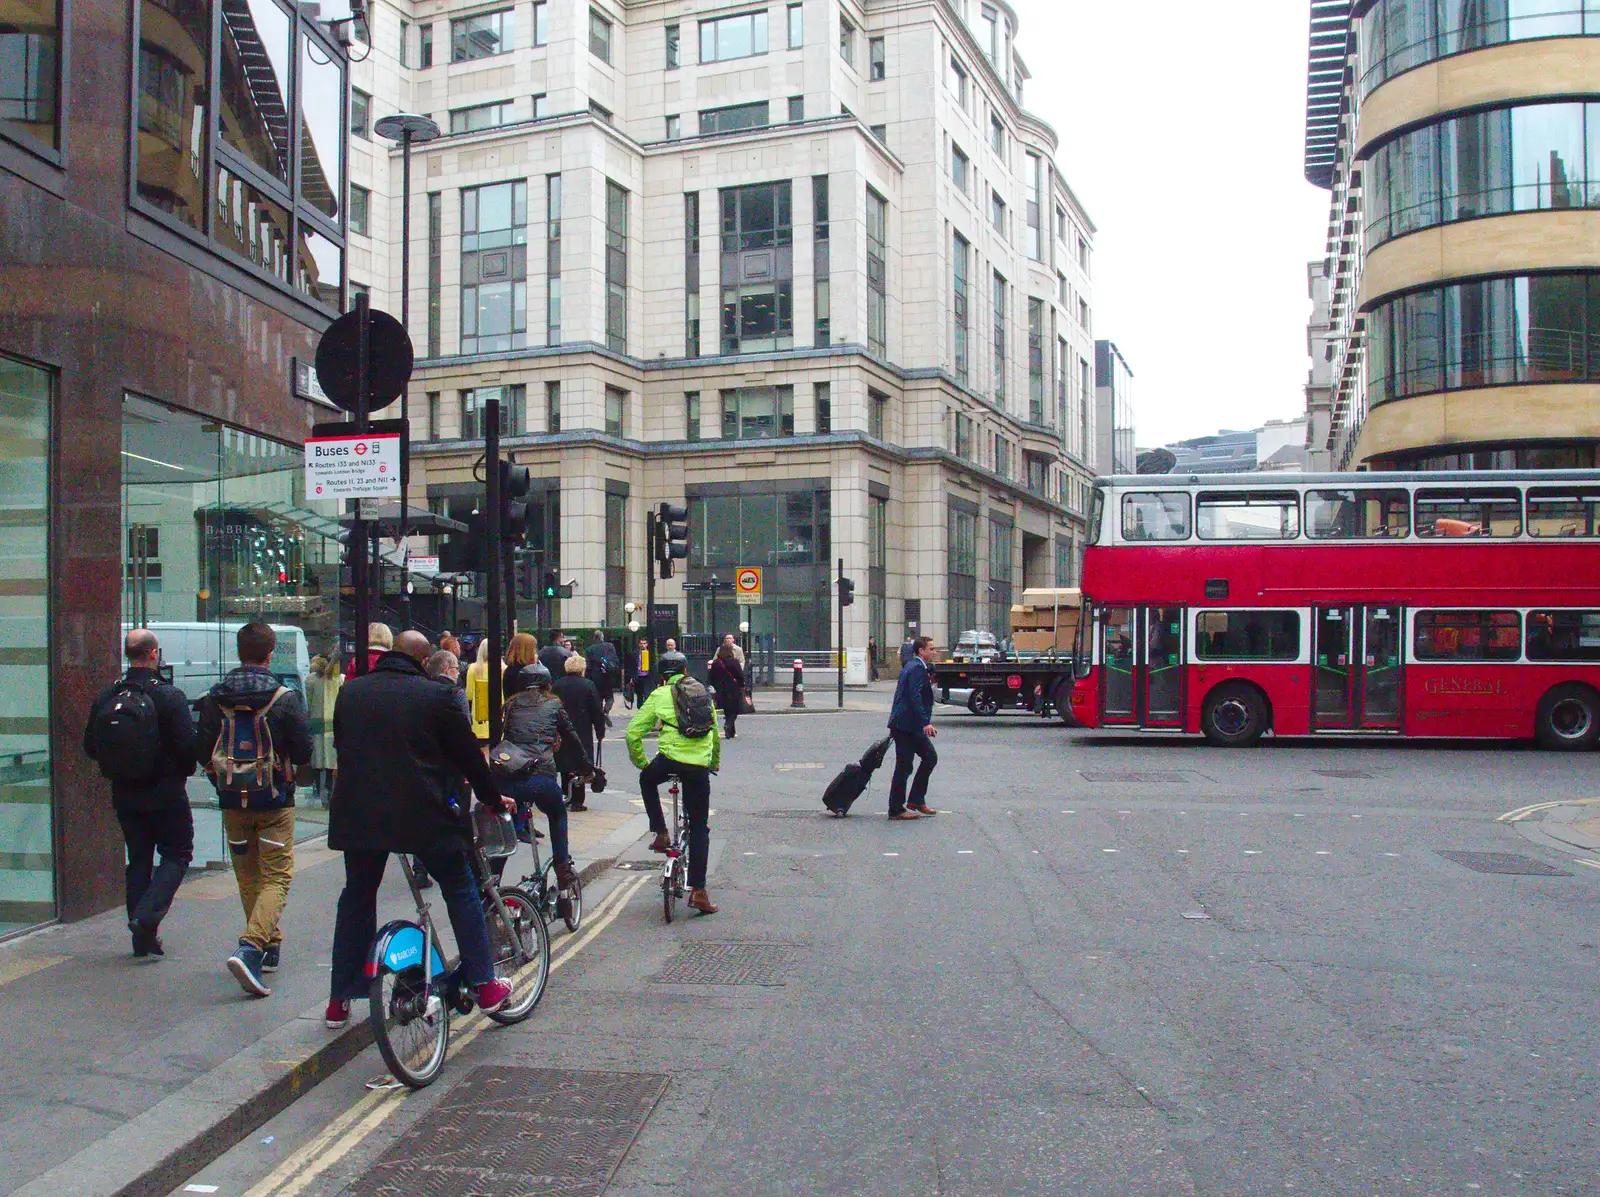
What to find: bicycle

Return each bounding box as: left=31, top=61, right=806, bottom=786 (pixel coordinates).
left=365, top=807, right=551, bottom=1089
left=661, top=772, right=690, bottom=923
left=508, top=814, right=583, bottom=935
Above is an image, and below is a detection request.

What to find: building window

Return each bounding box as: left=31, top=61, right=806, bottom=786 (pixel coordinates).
left=987, top=515, right=1013, bottom=634
left=1056, top=334, right=1070, bottom=452
left=948, top=506, right=978, bottom=638
left=460, top=180, right=528, bottom=354
left=952, top=231, right=970, bottom=384
left=993, top=434, right=1012, bottom=478
left=686, top=391, right=702, bottom=440
left=605, top=386, right=627, bottom=437
left=992, top=272, right=1007, bottom=401
left=685, top=191, right=701, bottom=355
left=788, top=95, right=805, bottom=122
left=452, top=9, right=513, bottom=62
left=1359, top=0, right=1600, bottom=97
left=428, top=192, right=442, bottom=355
left=666, top=23, right=680, bottom=68
left=869, top=36, right=885, bottom=80
left=534, top=1, right=548, bottom=45
left=991, top=113, right=1004, bottom=155
left=1025, top=452, right=1047, bottom=495
left=721, top=386, right=795, bottom=439
left=589, top=8, right=612, bottom=61
left=720, top=180, right=795, bottom=354
left=0, top=0, right=59, bottom=149
left=788, top=3, right=803, bottom=48
left=349, top=186, right=370, bottom=236
left=589, top=100, right=613, bottom=123
left=532, top=93, right=548, bottom=118
left=351, top=89, right=370, bottom=139
left=813, top=174, right=830, bottom=346
left=951, top=143, right=969, bottom=192
left=839, top=12, right=856, bottom=63
left=605, top=490, right=627, bottom=625
left=419, top=22, right=434, bottom=67
left=546, top=173, right=561, bottom=343
left=449, top=101, right=513, bottom=133
left=869, top=123, right=886, bottom=144
left=948, top=55, right=967, bottom=107
left=399, top=17, right=409, bottom=65
left=460, top=385, right=525, bottom=439
left=1079, top=296, right=1089, bottom=329
left=1078, top=235, right=1089, bottom=271
left=426, top=392, right=440, bottom=439
left=699, top=101, right=769, bottom=135
left=1027, top=297, right=1046, bottom=423
left=545, top=380, right=561, bottom=432
left=605, top=180, right=628, bottom=353
left=666, top=114, right=681, bottom=139
left=815, top=382, right=831, bottom=433
left=700, top=10, right=768, bottom=62
left=866, top=187, right=887, bottom=357
left=1025, top=150, right=1043, bottom=260
left=990, top=190, right=1006, bottom=236
left=868, top=389, right=888, bottom=439
left=980, top=4, right=1000, bottom=63
left=954, top=411, right=974, bottom=459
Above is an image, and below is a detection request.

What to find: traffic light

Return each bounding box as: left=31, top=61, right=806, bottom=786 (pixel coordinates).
left=541, top=570, right=560, bottom=600
left=517, top=552, right=537, bottom=596
left=837, top=575, right=856, bottom=608
left=654, top=502, right=690, bottom=580
left=499, top=460, right=531, bottom=542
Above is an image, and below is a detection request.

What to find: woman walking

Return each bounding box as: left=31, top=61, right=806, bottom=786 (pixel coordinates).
left=551, top=655, right=606, bottom=811
left=306, top=653, right=343, bottom=803
left=708, top=643, right=746, bottom=740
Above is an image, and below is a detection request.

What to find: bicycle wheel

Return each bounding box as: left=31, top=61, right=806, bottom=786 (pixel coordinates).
left=369, top=966, right=450, bottom=1089
left=485, top=887, right=550, bottom=1025
left=662, top=859, right=677, bottom=924
left=543, top=859, right=583, bottom=934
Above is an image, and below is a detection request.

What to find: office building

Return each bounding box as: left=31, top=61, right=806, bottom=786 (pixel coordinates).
left=1304, top=260, right=1334, bottom=471
left=1094, top=339, right=1135, bottom=476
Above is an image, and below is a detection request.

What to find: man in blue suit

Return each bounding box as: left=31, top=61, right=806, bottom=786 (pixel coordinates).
left=886, top=636, right=940, bottom=820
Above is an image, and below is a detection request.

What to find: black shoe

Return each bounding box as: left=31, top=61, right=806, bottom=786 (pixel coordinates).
left=130, top=922, right=163, bottom=959
left=262, top=942, right=281, bottom=973
left=567, top=801, right=588, bottom=812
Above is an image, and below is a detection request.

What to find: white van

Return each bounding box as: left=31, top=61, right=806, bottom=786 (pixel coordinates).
left=122, top=622, right=312, bottom=702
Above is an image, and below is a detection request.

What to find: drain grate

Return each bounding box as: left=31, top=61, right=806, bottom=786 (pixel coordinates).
left=1078, top=771, right=1189, bottom=784
left=652, top=942, right=802, bottom=986
left=1438, top=850, right=1571, bottom=877
left=1314, top=768, right=1376, bottom=779
left=348, top=1066, right=666, bottom=1197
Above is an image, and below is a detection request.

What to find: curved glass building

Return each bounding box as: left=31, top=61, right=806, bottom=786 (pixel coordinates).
left=1306, top=0, right=1600, bottom=469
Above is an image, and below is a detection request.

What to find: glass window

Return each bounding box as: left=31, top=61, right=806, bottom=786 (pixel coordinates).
left=721, top=386, right=795, bottom=440
left=1195, top=611, right=1301, bottom=661
left=605, top=180, right=628, bottom=353
left=450, top=100, right=512, bottom=134
left=720, top=180, right=794, bottom=354
left=545, top=380, right=560, bottom=432
left=1306, top=489, right=1411, bottom=538
left=533, top=1, right=547, bottom=45
left=866, top=188, right=887, bottom=357
left=666, top=114, right=681, bottom=140
left=685, top=391, right=701, bottom=440
left=1528, top=610, right=1600, bottom=660
left=418, top=22, right=433, bottom=67
left=461, top=180, right=528, bottom=353
left=951, top=143, right=968, bottom=191
left=218, top=0, right=291, bottom=181
left=1121, top=492, right=1190, bottom=541
left=839, top=12, right=855, bottom=63
left=869, top=35, right=885, bottom=79
left=461, top=385, right=524, bottom=439
left=814, top=382, right=830, bottom=433
left=949, top=56, right=967, bottom=106
left=1366, top=0, right=1600, bottom=96
left=452, top=9, right=513, bottom=62
left=991, top=190, right=1006, bottom=233
left=952, top=231, right=969, bottom=383
left=605, top=386, right=626, bottom=437
left=991, top=114, right=1004, bottom=154
left=699, top=101, right=769, bottom=135
left=1415, top=488, right=1522, bottom=537
left=462, top=179, right=527, bottom=251
left=1415, top=609, right=1521, bottom=661
left=350, top=89, right=369, bottom=140
left=398, top=17, right=409, bottom=65
left=532, top=92, right=548, bottom=118
left=214, top=164, right=292, bottom=281
left=135, top=0, right=208, bottom=226
left=700, top=10, right=767, bottom=62
left=589, top=8, right=611, bottom=61
left=1528, top=487, right=1600, bottom=536
left=0, top=0, right=59, bottom=148
left=789, top=3, right=803, bottom=48
left=1197, top=492, right=1300, bottom=540
left=666, top=22, right=679, bottom=68
left=605, top=491, right=627, bottom=625
left=788, top=95, right=804, bottom=122
left=294, top=221, right=341, bottom=308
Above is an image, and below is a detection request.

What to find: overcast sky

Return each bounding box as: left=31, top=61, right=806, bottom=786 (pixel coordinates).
left=1017, top=0, right=1330, bottom=448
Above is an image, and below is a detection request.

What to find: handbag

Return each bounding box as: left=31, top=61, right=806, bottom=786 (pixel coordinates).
left=487, top=738, right=537, bottom=782
left=740, top=691, right=756, bottom=714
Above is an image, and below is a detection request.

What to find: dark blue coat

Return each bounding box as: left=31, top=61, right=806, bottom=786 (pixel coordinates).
left=888, top=657, right=935, bottom=734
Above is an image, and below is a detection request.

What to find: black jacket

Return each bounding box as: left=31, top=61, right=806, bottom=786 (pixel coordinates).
left=584, top=641, right=619, bottom=693
left=502, top=687, right=593, bottom=778
left=195, top=665, right=313, bottom=808
left=708, top=657, right=745, bottom=712
left=83, top=668, right=197, bottom=812
left=551, top=674, right=606, bottom=760
left=328, top=652, right=499, bottom=854
left=537, top=644, right=571, bottom=679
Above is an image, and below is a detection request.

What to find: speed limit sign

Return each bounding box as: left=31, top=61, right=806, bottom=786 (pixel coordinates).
left=735, top=567, right=762, bottom=605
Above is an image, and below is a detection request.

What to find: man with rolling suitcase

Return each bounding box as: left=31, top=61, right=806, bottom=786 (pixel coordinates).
left=886, top=636, right=940, bottom=820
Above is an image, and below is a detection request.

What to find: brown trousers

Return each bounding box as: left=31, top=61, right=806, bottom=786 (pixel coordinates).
left=222, top=806, right=296, bottom=949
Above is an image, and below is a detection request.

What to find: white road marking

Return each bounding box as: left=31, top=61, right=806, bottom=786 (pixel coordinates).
left=1572, top=859, right=1600, bottom=870
left=1062, top=810, right=1076, bottom=814
left=1315, top=851, right=1332, bottom=856
left=883, top=852, right=899, bottom=857
left=1176, top=849, right=1190, bottom=855
left=1497, top=798, right=1600, bottom=824
left=742, top=851, right=757, bottom=856
left=1292, top=813, right=1306, bottom=818
left=957, top=850, right=974, bottom=854
left=1243, top=850, right=1262, bottom=855
left=1117, top=809, right=1132, bottom=814
left=1102, top=848, right=1119, bottom=853
left=1384, top=852, right=1401, bottom=857
left=1351, top=814, right=1362, bottom=819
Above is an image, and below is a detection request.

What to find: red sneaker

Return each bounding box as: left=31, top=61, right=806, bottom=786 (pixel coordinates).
left=324, top=999, right=351, bottom=1029
left=475, top=979, right=512, bottom=1013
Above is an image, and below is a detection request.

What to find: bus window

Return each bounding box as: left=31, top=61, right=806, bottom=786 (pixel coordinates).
left=1088, top=487, right=1105, bottom=544
left=1414, top=489, right=1521, bottom=538
left=1414, top=610, right=1521, bottom=660
left=1121, top=492, right=1189, bottom=542
left=1527, top=489, right=1600, bottom=538
left=1196, top=492, right=1300, bottom=541
left=1194, top=610, right=1300, bottom=660
left=1305, top=489, right=1411, bottom=538
left=1527, top=610, right=1600, bottom=661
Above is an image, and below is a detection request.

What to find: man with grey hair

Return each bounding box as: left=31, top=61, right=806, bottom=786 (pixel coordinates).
left=84, top=628, right=198, bottom=958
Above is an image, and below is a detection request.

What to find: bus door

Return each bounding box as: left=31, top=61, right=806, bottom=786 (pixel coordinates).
left=1098, top=606, right=1185, bottom=728
left=1313, top=605, right=1403, bottom=731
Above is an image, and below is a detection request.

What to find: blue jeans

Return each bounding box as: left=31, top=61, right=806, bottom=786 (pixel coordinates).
left=501, top=772, right=569, bottom=865
left=329, top=849, right=494, bottom=1001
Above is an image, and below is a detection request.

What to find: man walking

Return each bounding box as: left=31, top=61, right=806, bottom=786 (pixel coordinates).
left=324, top=630, right=514, bottom=1029
left=585, top=631, right=620, bottom=712
left=538, top=632, right=572, bottom=679
left=84, top=629, right=197, bottom=957
left=886, top=636, right=940, bottom=820
left=196, top=621, right=312, bottom=996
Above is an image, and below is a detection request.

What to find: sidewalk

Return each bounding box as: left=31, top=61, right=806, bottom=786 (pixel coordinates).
left=746, top=677, right=895, bottom=714
left=0, top=794, right=649, bottom=1197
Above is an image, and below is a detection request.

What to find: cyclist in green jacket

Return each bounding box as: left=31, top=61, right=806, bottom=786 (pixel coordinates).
left=626, top=651, right=721, bottom=914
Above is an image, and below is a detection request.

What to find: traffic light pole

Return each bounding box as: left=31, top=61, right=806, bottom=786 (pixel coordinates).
left=503, top=534, right=517, bottom=638
left=485, top=399, right=503, bottom=743
left=351, top=291, right=371, bottom=676
left=837, top=556, right=845, bottom=710
left=644, top=507, right=657, bottom=688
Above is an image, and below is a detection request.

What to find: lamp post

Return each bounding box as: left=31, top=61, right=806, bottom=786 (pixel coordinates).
left=374, top=112, right=440, bottom=631
left=739, top=619, right=751, bottom=695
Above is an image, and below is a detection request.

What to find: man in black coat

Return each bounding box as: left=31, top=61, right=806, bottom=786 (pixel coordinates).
left=83, top=628, right=197, bottom=958
left=583, top=631, right=619, bottom=712
left=323, top=631, right=515, bottom=1028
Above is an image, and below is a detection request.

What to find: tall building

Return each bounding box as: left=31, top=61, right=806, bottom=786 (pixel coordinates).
left=348, top=0, right=1101, bottom=650
left=0, top=0, right=353, bottom=931
left=1093, top=339, right=1135, bottom=476
left=1305, top=0, right=1600, bottom=470
left=1304, top=260, right=1333, bottom=471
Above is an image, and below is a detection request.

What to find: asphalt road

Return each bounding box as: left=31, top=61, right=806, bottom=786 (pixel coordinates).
left=174, top=708, right=1600, bottom=1196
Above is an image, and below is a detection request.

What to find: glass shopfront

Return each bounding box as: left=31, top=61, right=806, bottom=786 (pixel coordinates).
left=121, top=395, right=343, bottom=864
left=0, top=357, right=51, bottom=938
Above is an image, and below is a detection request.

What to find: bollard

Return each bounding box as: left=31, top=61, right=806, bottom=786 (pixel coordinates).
left=791, top=659, right=805, bottom=708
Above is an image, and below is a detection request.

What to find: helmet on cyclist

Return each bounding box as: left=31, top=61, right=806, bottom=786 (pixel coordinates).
left=526, top=662, right=552, bottom=687
left=658, top=651, right=688, bottom=677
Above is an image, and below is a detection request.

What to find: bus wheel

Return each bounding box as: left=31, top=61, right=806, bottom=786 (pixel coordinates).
left=969, top=690, right=1001, bottom=717
left=1201, top=683, right=1267, bottom=747
left=1052, top=679, right=1078, bottom=728
left=1536, top=684, right=1600, bottom=751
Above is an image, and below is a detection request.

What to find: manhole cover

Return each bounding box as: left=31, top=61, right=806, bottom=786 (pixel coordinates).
left=348, top=1066, right=666, bottom=1197
left=652, top=942, right=802, bottom=986
left=748, top=809, right=828, bottom=819
left=1438, top=850, right=1571, bottom=877
left=1078, top=771, right=1189, bottom=784
left=1314, top=768, right=1376, bottom=779
left=612, top=860, right=661, bottom=871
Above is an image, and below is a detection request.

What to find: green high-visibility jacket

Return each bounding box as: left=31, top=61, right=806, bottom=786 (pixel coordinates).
left=626, top=680, right=721, bottom=772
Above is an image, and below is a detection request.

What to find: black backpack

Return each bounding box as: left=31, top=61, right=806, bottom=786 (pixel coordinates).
left=670, top=675, right=716, bottom=739
left=88, top=677, right=164, bottom=785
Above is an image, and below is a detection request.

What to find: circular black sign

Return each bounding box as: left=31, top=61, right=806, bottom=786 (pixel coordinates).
left=314, top=309, right=414, bottom=412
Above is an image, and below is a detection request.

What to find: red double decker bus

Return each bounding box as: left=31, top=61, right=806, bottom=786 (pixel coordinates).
left=1068, top=471, right=1600, bottom=749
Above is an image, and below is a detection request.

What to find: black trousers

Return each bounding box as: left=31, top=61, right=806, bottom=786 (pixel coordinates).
left=887, top=729, right=938, bottom=813
left=117, top=805, right=194, bottom=932
left=721, top=702, right=738, bottom=738
left=639, top=754, right=712, bottom=888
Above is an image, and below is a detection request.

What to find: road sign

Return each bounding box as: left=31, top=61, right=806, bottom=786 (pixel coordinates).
left=305, top=432, right=402, bottom=499
left=410, top=556, right=440, bottom=574
left=736, top=566, right=763, bottom=605
left=313, top=308, right=413, bottom=412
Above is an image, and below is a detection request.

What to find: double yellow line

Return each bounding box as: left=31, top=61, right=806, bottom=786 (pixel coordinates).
left=244, top=873, right=651, bottom=1197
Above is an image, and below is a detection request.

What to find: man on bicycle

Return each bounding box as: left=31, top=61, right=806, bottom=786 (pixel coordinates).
left=626, top=651, right=721, bottom=915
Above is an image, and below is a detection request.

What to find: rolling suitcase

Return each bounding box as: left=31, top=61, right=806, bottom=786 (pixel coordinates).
left=822, top=736, right=892, bottom=816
